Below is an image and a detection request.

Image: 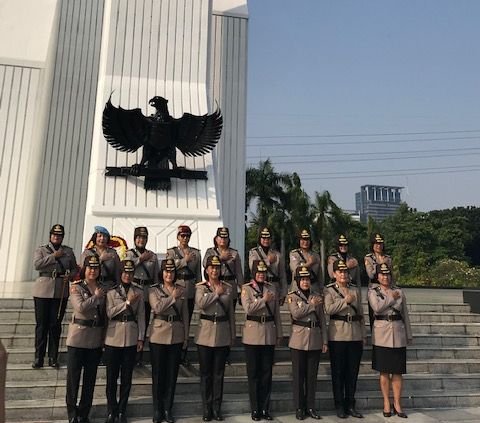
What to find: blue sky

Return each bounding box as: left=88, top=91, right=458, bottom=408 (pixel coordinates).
left=246, top=0, right=480, bottom=211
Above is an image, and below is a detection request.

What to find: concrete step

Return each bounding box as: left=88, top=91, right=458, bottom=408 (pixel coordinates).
left=5, top=389, right=480, bottom=421
left=7, top=359, right=480, bottom=382
left=6, top=345, right=480, bottom=365
left=6, top=373, right=480, bottom=401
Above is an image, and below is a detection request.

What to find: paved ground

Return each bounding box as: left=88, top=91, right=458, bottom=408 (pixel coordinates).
left=75, top=408, right=480, bottom=423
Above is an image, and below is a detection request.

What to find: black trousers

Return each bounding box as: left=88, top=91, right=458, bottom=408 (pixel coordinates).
left=328, top=341, right=363, bottom=409
left=197, top=345, right=229, bottom=413
left=66, top=346, right=102, bottom=420
left=244, top=344, right=275, bottom=413
left=291, top=348, right=321, bottom=410
left=181, top=299, right=195, bottom=360
left=136, top=301, right=151, bottom=363
left=150, top=342, right=182, bottom=418
left=34, top=297, right=68, bottom=362
left=104, top=345, right=137, bottom=415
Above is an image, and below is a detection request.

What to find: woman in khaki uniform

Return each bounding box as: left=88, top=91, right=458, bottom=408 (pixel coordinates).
left=149, top=259, right=189, bottom=423
left=241, top=260, right=283, bottom=422
left=104, top=260, right=145, bottom=423
left=288, top=266, right=328, bottom=420
left=195, top=255, right=235, bottom=422
left=327, top=235, right=361, bottom=286
left=324, top=260, right=366, bottom=419
left=66, top=255, right=106, bottom=423
left=368, top=263, right=412, bottom=418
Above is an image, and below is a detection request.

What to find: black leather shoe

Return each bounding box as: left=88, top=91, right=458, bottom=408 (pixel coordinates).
left=48, top=357, right=59, bottom=367
left=393, top=407, right=407, bottom=418
left=153, top=408, right=164, bottom=423
left=251, top=411, right=261, bottom=421
left=262, top=411, right=273, bottom=420
left=203, top=411, right=212, bottom=422
left=346, top=407, right=363, bottom=418
left=118, top=413, right=128, bottom=423
left=31, top=359, right=43, bottom=369
left=105, top=413, right=116, bottom=423
left=336, top=408, right=347, bottom=419
left=213, top=410, right=224, bottom=421
left=383, top=410, right=392, bottom=418
left=306, top=409, right=322, bottom=420
left=164, top=410, right=174, bottom=423
left=295, top=409, right=305, bottom=420
left=68, top=418, right=79, bottom=423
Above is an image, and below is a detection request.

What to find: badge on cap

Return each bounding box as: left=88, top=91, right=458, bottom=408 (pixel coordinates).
left=338, top=234, right=348, bottom=245
left=216, top=227, right=230, bottom=238
left=260, top=227, right=271, bottom=238
left=300, top=229, right=310, bottom=239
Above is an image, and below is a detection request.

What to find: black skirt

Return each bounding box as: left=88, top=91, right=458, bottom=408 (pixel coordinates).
left=372, top=345, right=406, bottom=374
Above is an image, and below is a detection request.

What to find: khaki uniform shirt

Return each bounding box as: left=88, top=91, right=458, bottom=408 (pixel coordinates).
left=66, top=280, right=106, bottom=349
left=125, top=248, right=159, bottom=301
left=289, top=248, right=323, bottom=292
left=80, top=247, right=121, bottom=290
left=327, top=253, right=361, bottom=286
left=288, top=290, right=327, bottom=351
left=248, top=246, right=287, bottom=299
left=203, top=247, right=244, bottom=300
left=104, top=284, right=145, bottom=347
left=149, top=284, right=189, bottom=345
left=166, top=246, right=202, bottom=299
left=368, top=286, right=412, bottom=348
left=241, top=281, right=282, bottom=345
left=364, top=253, right=393, bottom=282
left=324, top=282, right=366, bottom=342
left=33, top=243, right=77, bottom=299
left=194, top=281, right=235, bottom=347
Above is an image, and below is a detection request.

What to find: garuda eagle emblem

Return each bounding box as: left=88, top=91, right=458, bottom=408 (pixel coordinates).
left=102, top=96, right=223, bottom=190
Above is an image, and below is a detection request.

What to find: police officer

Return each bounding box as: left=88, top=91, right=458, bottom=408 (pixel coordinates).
left=242, top=260, right=283, bottom=421
left=32, top=224, right=77, bottom=368
left=149, top=259, right=189, bottom=423
left=327, top=235, right=361, bottom=285
left=248, top=227, right=287, bottom=305
left=66, top=255, right=106, bottom=423
left=80, top=226, right=121, bottom=291
left=364, top=233, right=393, bottom=329
left=195, top=255, right=235, bottom=421
left=289, top=229, right=323, bottom=293
left=324, top=260, right=366, bottom=419
left=203, top=227, right=244, bottom=307
left=104, top=260, right=145, bottom=423
left=167, top=225, right=202, bottom=364
left=288, top=266, right=328, bottom=420
left=125, top=226, right=159, bottom=365
left=368, top=263, right=412, bottom=418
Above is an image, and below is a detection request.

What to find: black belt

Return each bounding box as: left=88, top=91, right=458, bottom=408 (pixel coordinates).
left=39, top=272, right=66, bottom=278
left=267, top=276, right=280, bottom=282
left=246, top=315, right=274, bottom=323
left=292, top=319, right=321, bottom=328
left=111, top=314, right=136, bottom=322
left=133, top=278, right=153, bottom=285
left=73, top=317, right=105, bottom=328
left=222, top=275, right=236, bottom=281
left=200, top=314, right=229, bottom=323
left=375, top=314, right=402, bottom=321
left=330, top=314, right=363, bottom=323
left=154, top=314, right=182, bottom=322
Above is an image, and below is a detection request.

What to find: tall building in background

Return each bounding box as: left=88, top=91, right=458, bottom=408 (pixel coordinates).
left=355, top=185, right=404, bottom=223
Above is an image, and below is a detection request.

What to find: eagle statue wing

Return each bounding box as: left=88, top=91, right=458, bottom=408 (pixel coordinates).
left=102, top=98, right=150, bottom=152
left=172, top=108, right=223, bottom=157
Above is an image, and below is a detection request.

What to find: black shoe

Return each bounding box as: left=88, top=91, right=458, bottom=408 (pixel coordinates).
left=118, top=413, right=128, bottom=423
left=69, top=418, right=79, bottom=423
left=306, top=409, right=322, bottom=420
left=31, top=359, right=43, bottom=369
left=164, top=410, right=174, bottom=423
left=153, top=408, right=164, bottom=423
left=336, top=408, right=347, bottom=419
left=393, top=407, right=408, bottom=418
left=251, top=411, right=261, bottom=421
left=295, top=409, right=305, bottom=420
left=213, top=410, right=224, bottom=421
left=346, top=407, right=363, bottom=418
left=105, top=413, right=116, bottom=423
left=48, top=357, right=59, bottom=368
left=203, top=411, right=212, bottom=422
left=262, top=410, right=273, bottom=420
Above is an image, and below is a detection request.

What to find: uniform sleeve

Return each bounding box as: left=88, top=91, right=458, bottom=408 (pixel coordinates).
left=248, top=248, right=258, bottom=273
left=320, top=306, right=328, bottom=344
left=167, top=248, right=188, bottom=269
left=149, top=287, right=176, bottom=314
left=288, top=295, right=316, bottom=320
left=402, top=293, right=413, bottom=342
left=203, top=248, right=213, bottom=269
left=234, top=253, right=244, bottom=287
left=241, top=287, right=267, bottom=314
left=355, top=291, right=366, bottom=339
left=368, top=288, right=397, bottom=314
left=113, top=251, right=121, bottom=285
left=106, top=289, right=129, bottom=318
left=323, top=289, right=348, bottom=315
left=182, top=297, right=190, bottom=341
left=289, top=251, right=300, bottom=274
left=152, top=255, right=160, bottom=284
left=228, top=295, right=236, bottom=343
left=70, top=285, right=100, bottom=313
left=136, top=290, right=146, bottom=341
left=67, top=249, right=78, bottom=276
left=79, top=249, right=90, bottom=269
left=33, top=247, right=56, bottom=270
left=195, top=284, right=219, bottom=310
left=125, top=250, right=139, bottom=265
left=327, top=255, right=337, bottom=280
left=364, top=255, right=376, bottom=280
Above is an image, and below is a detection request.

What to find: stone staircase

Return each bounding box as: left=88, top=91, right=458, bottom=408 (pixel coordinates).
left=2, top=296, right=480, bottom=421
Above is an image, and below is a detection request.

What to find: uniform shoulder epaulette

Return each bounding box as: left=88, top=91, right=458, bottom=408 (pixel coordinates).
left=229, top=247, right=238, bottom=252
left=290, top=249, right=299, bottom=254
left=325, top=282, right=336, bottom=288
left=71, top=279, right=82, bottom=285
left=365, top=253, right=373, bottom=258
left=348, top=282, right=357, bottom=288
left=287, top=290, right=296, bottom=295
left=384, top=254, right=392, bottom=258
left=131, top=281, right=142, bottom=289
left=196, top=281, right=207, bottom=286
left=191, top=247, right=200, bottom=252
left=150, top=283, right=160, bottom=288
left=221, top=280, right=232, bottom=287
left=264, top=281, right=272, bottom=286
left=243, top=281, right=254, bottom=287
